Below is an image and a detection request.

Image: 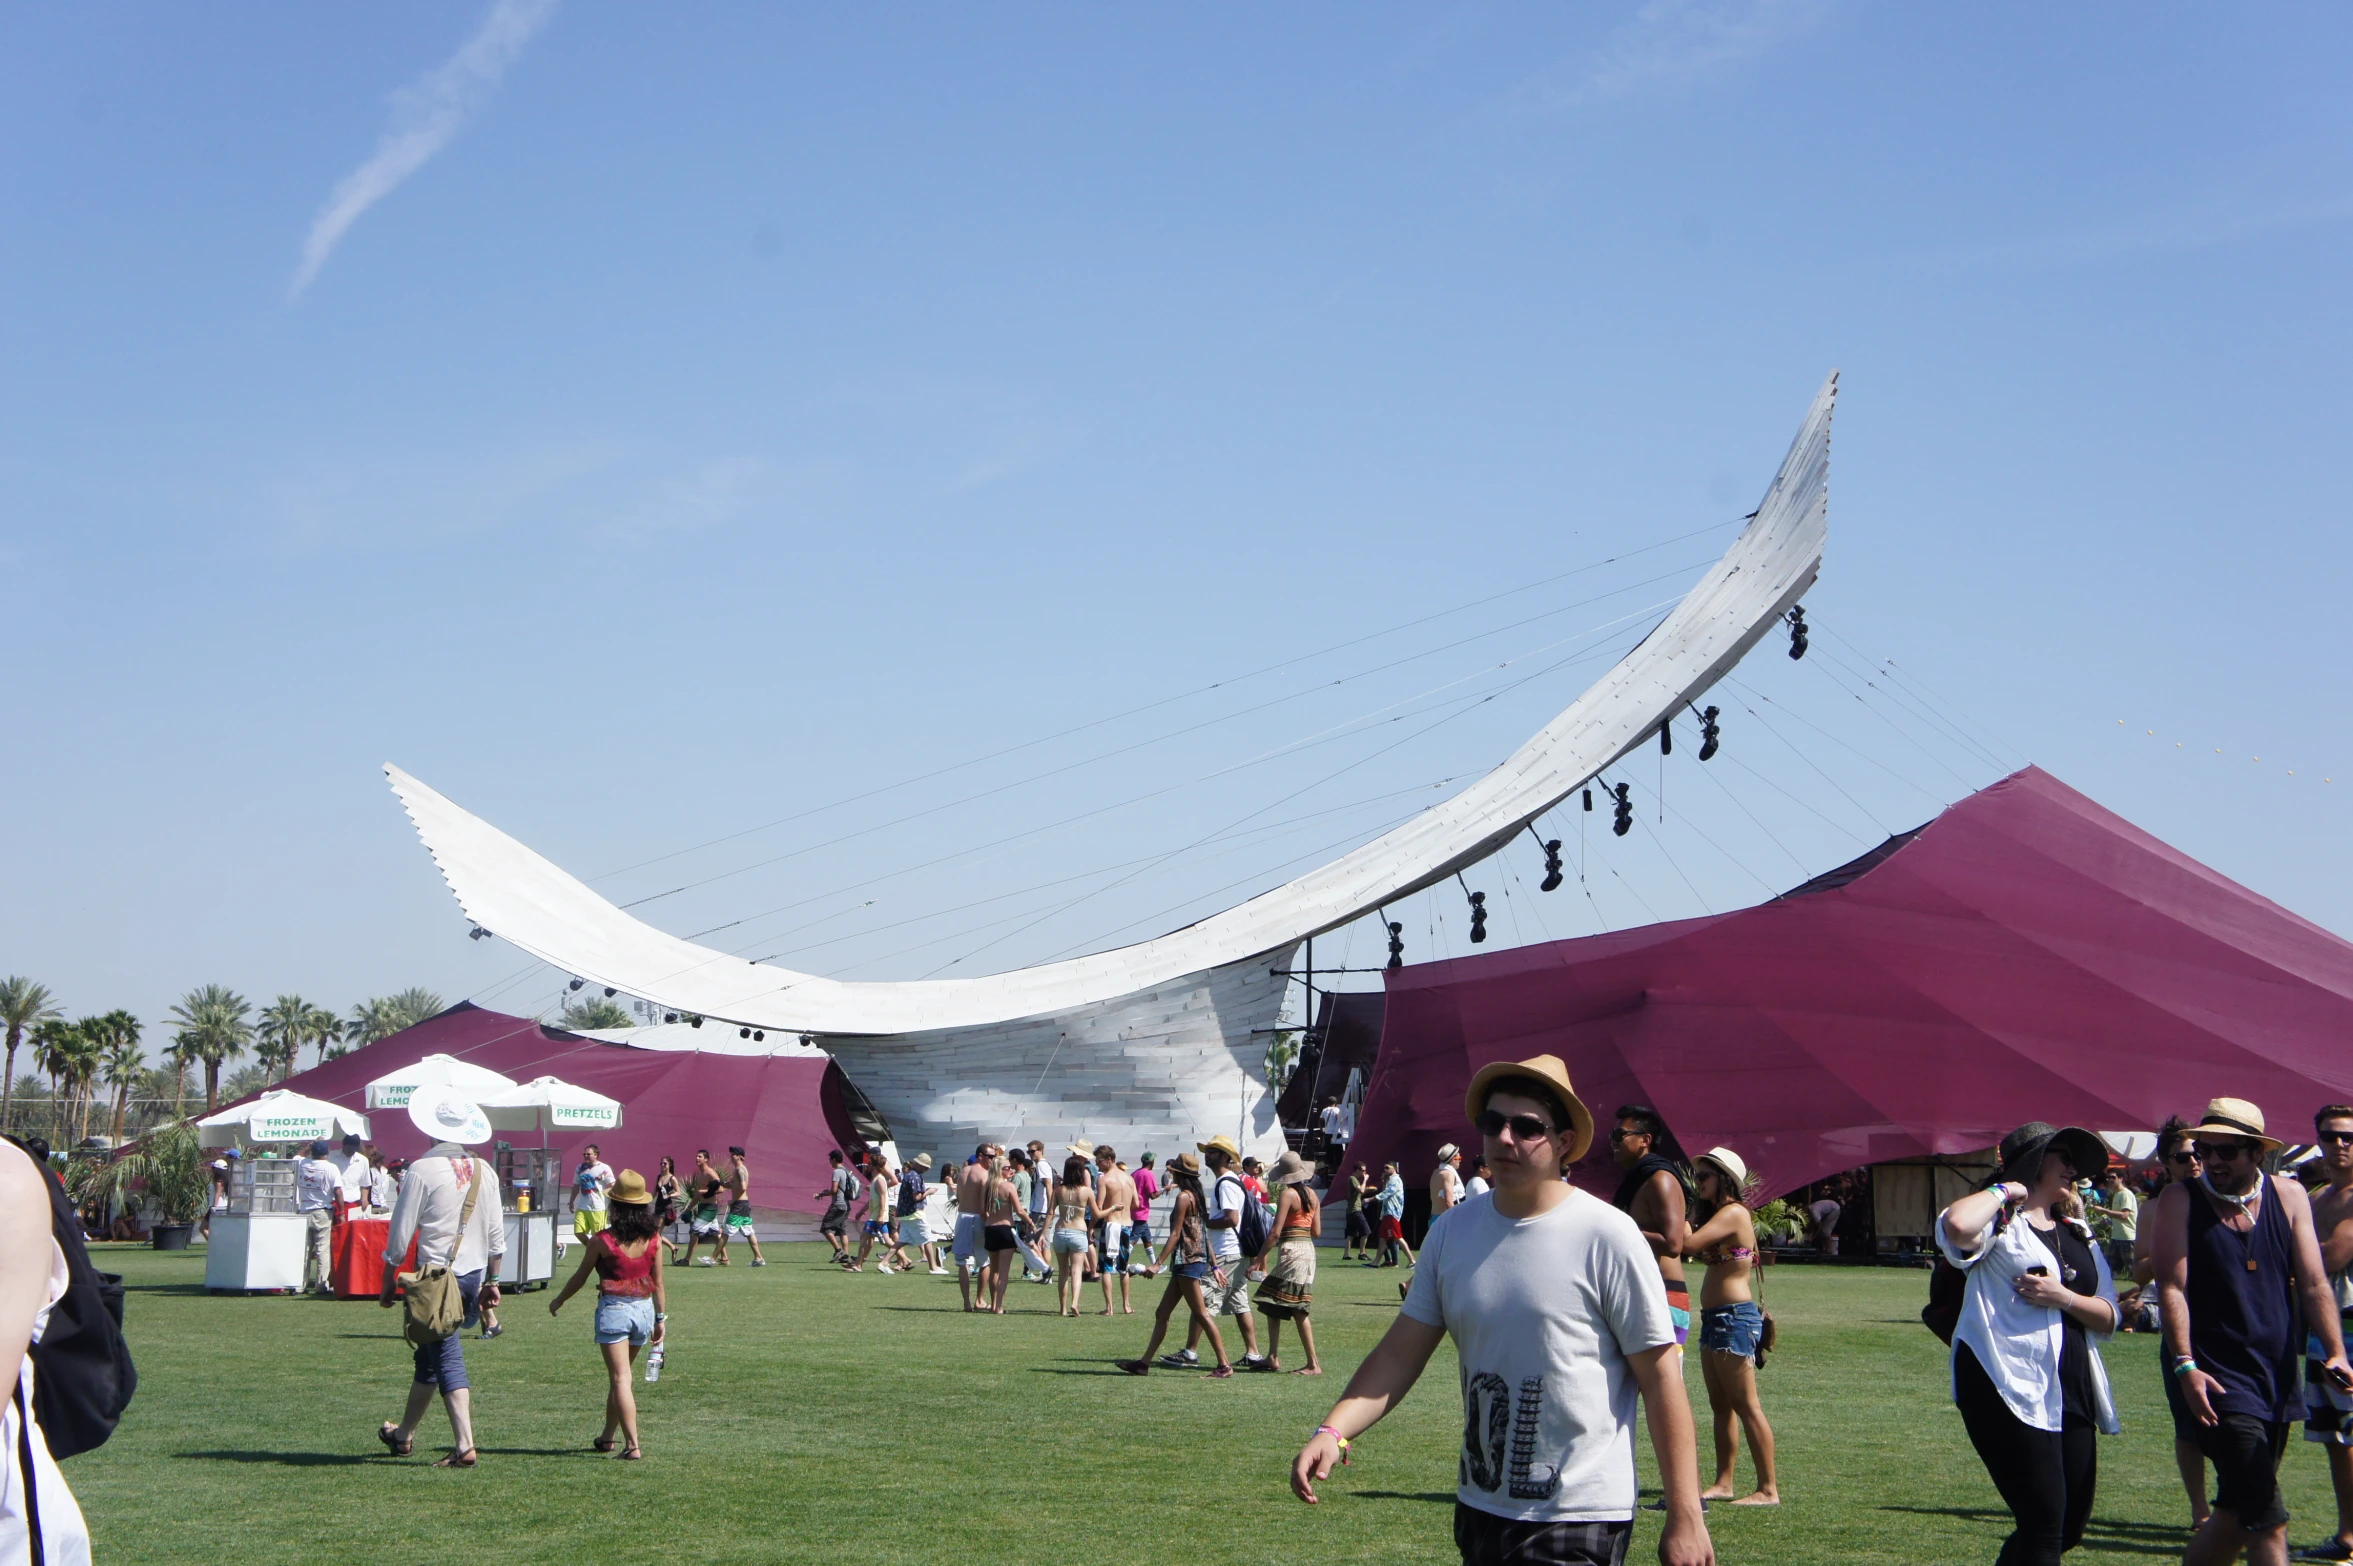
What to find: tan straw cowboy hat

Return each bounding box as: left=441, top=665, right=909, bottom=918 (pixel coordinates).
left=1462, top=1053, right=1595, bottom=1163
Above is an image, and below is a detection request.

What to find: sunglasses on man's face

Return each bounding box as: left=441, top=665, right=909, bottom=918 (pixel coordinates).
left=1476, top=1109, right=1557, bottom=1142
left=2164, top=1148, right=2202, bottom=1165
left=2194, top=1140, right=2255, bottom=1162
left=2320, top=1130, right=2353, bottom=1147
left=1608, top=1127, right=1647, bottom=1143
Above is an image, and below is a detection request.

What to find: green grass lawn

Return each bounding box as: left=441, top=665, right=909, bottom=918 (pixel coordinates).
left=62, top=1243, right=2343, bottom=1563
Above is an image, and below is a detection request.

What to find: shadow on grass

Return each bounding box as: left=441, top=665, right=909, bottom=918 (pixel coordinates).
left=1351, top=1491, right=1454, bottom=1505
left=1880, top=1504, right=2193, bottom=1551
left=175, top=1450, right=377, bottom=1467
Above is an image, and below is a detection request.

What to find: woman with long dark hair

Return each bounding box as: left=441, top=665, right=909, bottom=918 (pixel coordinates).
left=1938, top=1123, right=2119, bottom=1564
left=1116, top=1153, right=1231, bottom=1377
left=1687, top=1147, right=1777, bottom=1505
left=655, top=1156, right=685, bottom=1257
left=549, top=1168, right=667, bottom=1460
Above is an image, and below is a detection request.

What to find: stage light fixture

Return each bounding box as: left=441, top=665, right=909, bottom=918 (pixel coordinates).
left=1583, top=788, right=1593, bottom=811
left=1386, top=921, right=1406, bottom=971
left=740, top=1027, right=750, bottom=1038
left=1467, top=890, right=1487, bottom=944
left=1611, top=782, right=1633, bottom=837
left=1697, top=705, right=1722, bottom=761
left=1787, top=605, right=1809, bottom=659
left=1659, top=724, right=1672, bottom=756
left=690, top=1016, right=703, bottom=1029
left=753, top=1030, right=765, bottom=1042
left=568, top=977, right=584, bottom=991
left=603, top=987, right=616, bottom=998
left=664, top=1012, right=678, bottom=1024
left=1541, top=839, right=1564, bottom=892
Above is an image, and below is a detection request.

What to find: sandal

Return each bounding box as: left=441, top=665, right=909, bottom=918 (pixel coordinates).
left=376, top=1422, right=413, bottom=1457
left=434, top=1449, right=479, bottom=1468
left=592, top=1436, right=616, bottom=1453
left=1114, top=1358, right=1151, bottom=1376
left=617, top=1445, right=643, bottom=1461
left=1205, top=1365, right=1235, bottom=1379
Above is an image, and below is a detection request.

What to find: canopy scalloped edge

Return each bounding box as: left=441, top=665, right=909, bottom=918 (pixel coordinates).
left=387, top=372, right=1835, bottom=1035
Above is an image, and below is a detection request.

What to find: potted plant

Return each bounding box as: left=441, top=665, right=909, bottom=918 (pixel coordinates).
left=77, top=1121, right=211, bottom=1250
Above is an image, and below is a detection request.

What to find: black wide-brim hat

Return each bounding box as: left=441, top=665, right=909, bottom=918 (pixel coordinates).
left=1992, top=1121, right=2109, bottom=1188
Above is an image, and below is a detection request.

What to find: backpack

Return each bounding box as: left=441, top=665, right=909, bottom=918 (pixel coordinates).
left=7, top=1136, right=136, bottom=1459
left=840, top=1167, right=862, bottom=1203
left=1921, top=1254, right=1966, bottom=1344
left=1222, top=1174, right=1268, bottom=1256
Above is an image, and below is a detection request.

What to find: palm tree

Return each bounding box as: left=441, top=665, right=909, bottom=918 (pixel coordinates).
left=0, top=977, right=62, bottom=1131
left=60, top=1021, right=106, bottom=1145
left=255, top=995, right=313, bottom=1086
left=159, top=1040, right=199, bottom=1120
left=302, top=1004, right=342, bottom=1069
left=388, top=989, right=445, bottom=1029
left=88, top=1012, right=142, bottom=1145
left=344, top=996, right=402, bottom=1051
left=557, top=997, right=634, bottom=1030
left=169, top=984, right=253, bottom=1113
left=31, top=1018, right=82, bottom=1143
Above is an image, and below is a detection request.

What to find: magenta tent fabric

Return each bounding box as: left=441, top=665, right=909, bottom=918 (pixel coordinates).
left=253, top=1004, right=842, bottom=1227
left=1348, top=767, right=2353, bottom=1202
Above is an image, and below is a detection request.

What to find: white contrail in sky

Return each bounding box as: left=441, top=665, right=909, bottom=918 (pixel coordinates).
left=291, top=0, right=559, bottom=297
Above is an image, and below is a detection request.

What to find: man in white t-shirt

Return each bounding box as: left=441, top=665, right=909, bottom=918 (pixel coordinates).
left=295, top=1139, right=341, bottom=1296
left=571, top=1145, right=615, bottom=1245
left=327, top=1134, right=371, bottom=1213
left=1293, top=1053, right=1713, bottom=1566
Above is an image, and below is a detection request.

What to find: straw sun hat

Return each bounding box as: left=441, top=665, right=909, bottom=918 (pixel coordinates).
left=1196, top=1134, right=1242, bottom=1164
left=1695, top=1146, right=1752, bottom=1195
left=1462, top=1053, right=1596, bottom=1163
left=2185, top=1096, right=2283, bottom=1152
left=608, top=1169, right=654, bottom=1206
left=1266, top=1150, right=1314, bottom=1187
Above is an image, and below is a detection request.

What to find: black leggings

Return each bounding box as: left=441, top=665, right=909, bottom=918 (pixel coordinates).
left=1954, top=1343, right=2096, bottom=1565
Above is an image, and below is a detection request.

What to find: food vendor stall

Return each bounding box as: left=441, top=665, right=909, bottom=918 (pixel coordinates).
left=196, top=1090, right=369, bottom=1293
left=477, top=1075, right=624, bottom=1292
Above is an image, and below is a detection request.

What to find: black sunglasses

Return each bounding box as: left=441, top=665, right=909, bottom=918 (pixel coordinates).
left=2164, top=1148, right=2202, bottom=1163
left=1476, top=1109, right=1557, bottom=1141
left=1608, top=1126, right=1647, bottom=1143
left=2320, top=1131, right=2353, bottom=1146
left=2194, top=1140, right=2255, bottom=1162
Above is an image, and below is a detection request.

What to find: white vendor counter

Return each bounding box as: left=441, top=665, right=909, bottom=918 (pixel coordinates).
left=205, top=1212, right=308, bottom=1292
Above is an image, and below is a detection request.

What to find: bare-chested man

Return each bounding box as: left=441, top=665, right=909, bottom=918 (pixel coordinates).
left=716, top=1145, right=767, bottom=1267
left=1610, top=1103, right=1693, bottom=1348
left=954, top=1145, right=996, bottom=1312
left=2300, top=1104, right=2353, bottom=1561
left=1093, top=1146, right=1138, bottom=1315
left=1429, top=1143, right=1464, bottom=1220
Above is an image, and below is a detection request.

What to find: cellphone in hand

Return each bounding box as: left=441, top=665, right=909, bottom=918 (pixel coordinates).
left=2023, top=1265, right=2048, bottom=1277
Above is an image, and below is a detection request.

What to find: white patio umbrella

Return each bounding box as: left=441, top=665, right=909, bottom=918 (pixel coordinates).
left=475, top=1075, right=623, bottom=1141
left=196, top=1089, right=370, bottom=1150
left=364, top=1052, right=520, bottom=1111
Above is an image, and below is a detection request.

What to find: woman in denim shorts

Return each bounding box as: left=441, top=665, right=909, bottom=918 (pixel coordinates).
left=550, top=1168, right=668, bottom=1460
left=1115, top=1152, right=1233, bottom=1378
left=1687, top=1146, right=1779, bottom=1506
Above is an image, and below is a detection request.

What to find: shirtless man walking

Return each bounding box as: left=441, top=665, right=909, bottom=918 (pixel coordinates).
left=954, top=1146, right=996, bottom=1313
left=1610, top=1103, right=1695, bottom=1348
left=716, top=1145, right=768, bottom=1267
left=1093, top=1146, right=1138, bottom=1316
left=2298, top=1104, right=2353, bottom=1563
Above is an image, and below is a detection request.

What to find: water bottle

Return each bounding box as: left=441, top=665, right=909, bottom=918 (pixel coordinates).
left=644, top=1342, right=664, bottom=1383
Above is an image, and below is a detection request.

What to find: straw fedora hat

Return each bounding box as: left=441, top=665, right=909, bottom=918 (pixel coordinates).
left=1435, top=1143, right=1460, bottom=1163
left=1695, top=1146, right=1751, bottom=1193
left=1462, top=1053, right=1595, bottom=1163
left=910, top=1152, right=933, bottom=1170
left=1067, top=1139, right=1096, bottom=1160
left=2186, top=1096, right=2283, bottom=1152
left=1196, top=1134, right=1242, bottom=1164
left=1267, top=1150, right=1315, bottom=1187
left=1168, top=1151, right=1202, bottom=1176
left=609, top=1169, right=655, bottom=1206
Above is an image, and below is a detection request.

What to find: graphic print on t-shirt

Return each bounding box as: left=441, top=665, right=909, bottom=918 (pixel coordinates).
left=1462, top=1371, right=1561, bottom=1500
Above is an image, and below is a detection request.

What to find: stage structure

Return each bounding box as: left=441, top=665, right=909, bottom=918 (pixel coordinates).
left=388, top=374, right=1839, bottom=1157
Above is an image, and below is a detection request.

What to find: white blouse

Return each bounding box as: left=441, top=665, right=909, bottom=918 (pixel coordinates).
left=1938, top=1205, right=2121, bottom=1434
left=1, top=1238, right=92, bottom=1565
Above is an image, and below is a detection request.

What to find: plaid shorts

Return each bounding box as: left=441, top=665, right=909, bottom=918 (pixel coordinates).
left=1452, top=1504, right=1630, bottom=1566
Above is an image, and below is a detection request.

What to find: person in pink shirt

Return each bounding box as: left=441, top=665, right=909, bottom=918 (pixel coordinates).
left=1130, top=1154, right=1161, bottom=1269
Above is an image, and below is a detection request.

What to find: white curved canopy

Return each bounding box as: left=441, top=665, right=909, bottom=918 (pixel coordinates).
left=198, top=1089, right=370, bottom=1149
left=364, top=1051, right=520, bottom=1111
left=390, top=372, right=1835, bottom=1035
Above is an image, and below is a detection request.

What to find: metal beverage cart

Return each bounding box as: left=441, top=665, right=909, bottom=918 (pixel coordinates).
left=206, top=1158, right=306, bottom=1292
left=493, top=1142, right=561, bottom=1289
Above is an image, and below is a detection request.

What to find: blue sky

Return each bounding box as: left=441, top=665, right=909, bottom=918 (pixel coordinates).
left=3, top=3, right=2348, bottom=1047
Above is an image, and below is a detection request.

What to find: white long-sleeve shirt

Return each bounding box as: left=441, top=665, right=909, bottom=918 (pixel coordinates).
left=1938, top=1204, right=2119, bottom=1433
left=384, top=1146, right=505, bottom=1275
